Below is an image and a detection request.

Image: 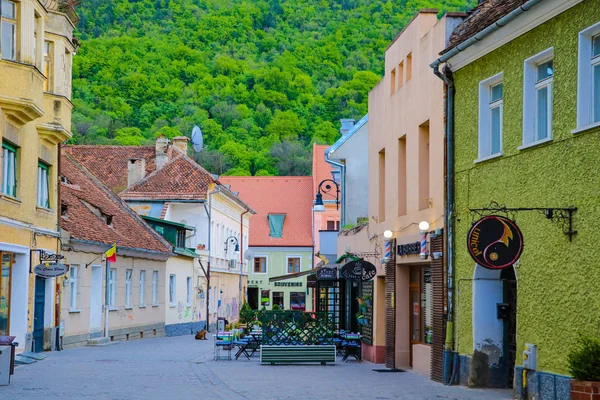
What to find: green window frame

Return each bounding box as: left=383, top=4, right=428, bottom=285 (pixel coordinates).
left=2, top=141, right=17, bottom=197
left=37, top=161, right=50, bottom=208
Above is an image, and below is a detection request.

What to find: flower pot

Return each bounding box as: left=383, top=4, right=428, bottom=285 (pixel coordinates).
left=570, top=379, right=600, bottom=400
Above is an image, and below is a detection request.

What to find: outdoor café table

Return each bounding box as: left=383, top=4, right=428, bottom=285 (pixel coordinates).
left=341, top=333, right=362, bottom=362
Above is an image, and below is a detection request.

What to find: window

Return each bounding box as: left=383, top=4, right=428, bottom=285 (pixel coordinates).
left=108, top=268, right=116, bottom=308
left=577, top=23, right=600, bottom=129
left=478, top=73, right=503, bottom=160
left=152, top=271, right=158, bottom=306
left=418, top=121, right=430, bottom=210
left=287, top=257, right=300, bottom=274
left=410, top=266, right=432, bottom=345
left=523, top=49, right=554, bottom=146
left=290, top=292, right=306, bottom=311
left=406, top=52, right=412, bottom=81
left=1, top=0, right=17, bottom=61
left=397, top=61, right=404, bottom=89
left=398, top=137, right=407, bottom=216
left=125, top=269, right=132, bottom=307
left=139, top=270, right=146, bottom=307
left=186, top=276, right=192, bottom=305
left=273, top=292, right=284, bottom=309
left=69, top=265, right=78, bottom=310
left=378, top=149, right=385, bottom=221
left=268, top=214, right=285, bottom=238
left=169, top=274, right=176, bottom=306
left=2, top=141, right=17, bottom=197
left=326, top=221, right=340, bottom=231
left=0, top=252, right=13, bottom=336
left=254, top=257, right=266, bottom=273
left=390, top=68, right=396, bottom=95
left=37, top=162, right=50, bottom=208
left=261, top=290, right=270, bottom=307
left=43, top=41, right=53, bottom=92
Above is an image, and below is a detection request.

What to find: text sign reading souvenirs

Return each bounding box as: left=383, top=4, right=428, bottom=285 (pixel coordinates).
left=274, top=282, right=302, bottom=287
left=340, top=260, right=377, bottom=282
left=316, top=267, right=337, bottom=280
left=397, top=242, right=421, bottom=256
left=34, top=263, right=69, bottom=278
left=467, top=215, right=524, bottom=270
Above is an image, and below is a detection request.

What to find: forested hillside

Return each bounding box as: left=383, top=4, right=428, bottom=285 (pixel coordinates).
left=73, top=0, right=474, bottom=175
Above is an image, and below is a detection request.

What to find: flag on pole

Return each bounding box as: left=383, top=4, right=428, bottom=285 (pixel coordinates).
left=105, top=244, right=117, bottom=263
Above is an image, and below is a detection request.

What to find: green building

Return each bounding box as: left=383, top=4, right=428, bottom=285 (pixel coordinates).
left=433, top=0, right=600, bottom=397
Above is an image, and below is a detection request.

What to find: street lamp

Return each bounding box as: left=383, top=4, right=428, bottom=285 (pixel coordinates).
left=313, top=179, right=340, bottom=212
left=224, top=236, right=240, bottom=256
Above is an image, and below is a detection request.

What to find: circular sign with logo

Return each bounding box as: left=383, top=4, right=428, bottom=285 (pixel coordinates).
left=340, top=260, right=377, bottom=281
left=34, top=263, right=69, bottom=278
left=467, top=215, right=523, bottom=270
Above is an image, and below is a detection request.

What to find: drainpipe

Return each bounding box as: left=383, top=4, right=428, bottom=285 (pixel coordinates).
left=203, top=185, right=222, bottom=331
left=239, top=209, right=249, bottom=312
left=324, top=149, right=346, bottom=227
left=432, top=62, right=455, bottom=385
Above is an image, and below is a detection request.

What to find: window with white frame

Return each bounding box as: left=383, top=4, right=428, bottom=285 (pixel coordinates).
left=287, top=257, right=300, bottom=274
left=478, top=74, right=503, bottom=160
left=254, top=257, right=267, bottom=273
left=139, top=270, right=146, bottom=307
left=108, top=268, right=117, bottom=308
left=186, top=276, right=192, bottom=305
left=37, top=162, right=50, bottom=208
left=69, top=265, right=78, bottom=310
left=523, top=49, right=554, bottom=146
left=2, top=141, right=17, bottom=197
left=577, top=23, right=600, bottom=129
left=169, top=274, right=176, bottom=306
left=152, top=271, right=158, bottom=306
left=125, top=269, right=132, bottom=307
left=1, top=0, right=17, bottom=61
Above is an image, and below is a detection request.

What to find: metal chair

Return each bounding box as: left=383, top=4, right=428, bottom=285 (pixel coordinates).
left=214, top=332, right=234, bottom=361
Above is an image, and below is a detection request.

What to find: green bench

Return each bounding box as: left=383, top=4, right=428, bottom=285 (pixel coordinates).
left=260, top=345, right=336, bottom=365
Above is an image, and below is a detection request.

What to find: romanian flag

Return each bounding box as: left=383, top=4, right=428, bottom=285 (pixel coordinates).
left=105, top=244, right=117, bottom=263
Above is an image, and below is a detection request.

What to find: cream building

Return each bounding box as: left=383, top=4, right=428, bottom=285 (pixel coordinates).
left=0, top=0, right=77, bottom=352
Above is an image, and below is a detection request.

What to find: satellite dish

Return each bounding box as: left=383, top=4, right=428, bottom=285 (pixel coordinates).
left=191, top=125, right=203, bottom=153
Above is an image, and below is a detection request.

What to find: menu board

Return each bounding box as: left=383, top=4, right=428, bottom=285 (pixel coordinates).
left=361, top=281, right=373, bottom=345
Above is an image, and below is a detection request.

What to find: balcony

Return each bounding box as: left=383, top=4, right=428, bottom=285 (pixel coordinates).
left=0, top=61, right=45, bottom=127
left=42, top=0, right=80, bottom=25
left=36, top=94, right=73, bottom=145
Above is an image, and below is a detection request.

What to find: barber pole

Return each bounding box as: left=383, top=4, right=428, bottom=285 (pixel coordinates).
left=419, top=232, right=428, bottom=260
left=384, top=240, right=393, bottom=261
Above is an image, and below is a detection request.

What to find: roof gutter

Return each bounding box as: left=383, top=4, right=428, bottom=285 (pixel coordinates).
left=430, top=0, right=543, bottom=69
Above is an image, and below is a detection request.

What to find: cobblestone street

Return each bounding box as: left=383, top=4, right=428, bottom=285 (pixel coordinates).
left=1, top=335, right=512, bottom=400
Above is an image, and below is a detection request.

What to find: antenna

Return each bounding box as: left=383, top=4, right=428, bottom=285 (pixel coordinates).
left=191, top=125, right=203, bottom=153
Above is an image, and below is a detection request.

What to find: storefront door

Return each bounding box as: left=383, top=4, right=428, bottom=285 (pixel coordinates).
left=0, top=253, right=12, bottom=336
left=33, top=276, right=46, bottom=352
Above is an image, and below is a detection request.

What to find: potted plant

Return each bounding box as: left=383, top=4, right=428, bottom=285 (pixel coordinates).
left=363, top=295, right=372, bottom=307
left=567, top=334, right=600, bottom=399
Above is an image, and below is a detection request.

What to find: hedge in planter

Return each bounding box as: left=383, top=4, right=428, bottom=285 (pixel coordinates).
left=568, top=334, right=600, bottom=399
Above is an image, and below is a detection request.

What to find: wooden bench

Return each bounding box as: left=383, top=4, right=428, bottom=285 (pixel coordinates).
left=260, top=345, right=336, bottom=365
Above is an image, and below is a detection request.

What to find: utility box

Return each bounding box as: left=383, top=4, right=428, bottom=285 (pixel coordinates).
left=217, top=318, right=226, bottom=332
left=523, top=343, right=537, bottom=370
left=0, top=346, right=11, bottom=385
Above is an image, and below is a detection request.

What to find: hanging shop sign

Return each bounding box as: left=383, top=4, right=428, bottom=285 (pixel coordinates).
left=34, top=262, right=69, bottom=278
left=340, top=260, right=377, bottom=282
left=397, top=241, right=421, bottom=256
left=316, top=267, right=337, bottom=280
left=467, top=215, right=524, bottom=270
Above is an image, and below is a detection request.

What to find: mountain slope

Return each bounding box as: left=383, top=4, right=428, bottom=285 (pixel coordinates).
left=72, top=0, right=474, bottom=175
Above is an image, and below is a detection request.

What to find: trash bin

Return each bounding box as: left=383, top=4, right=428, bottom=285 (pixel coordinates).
left=0, top=336, right=17, bottom=377
left=0, top=345, right=10, bottom=385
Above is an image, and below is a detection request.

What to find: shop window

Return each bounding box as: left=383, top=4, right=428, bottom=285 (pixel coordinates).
left=37, top=161, right=50, bottom=208
left=261, top=290, right=270, bottom=307
left=2, top=141, right=17, bottom=197
left=287, top=257, right=300, bottom=274
left=69, top=265, right=78, bottom=310
left=268, top=214, right=285, bottom=238
left=0, top=252, right=13, bottom=336
left=273, top=292, right=284, bottom=308
left=290, top=292, right=306, bottom=311
left=254, top=257, right=266, bottom=273
left=409, top=266, right=432, bottom=345
left=1, top=0, right=17, bottom=61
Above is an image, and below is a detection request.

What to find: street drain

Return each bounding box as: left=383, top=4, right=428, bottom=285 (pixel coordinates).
left=372, top=368, right=406, bottom=373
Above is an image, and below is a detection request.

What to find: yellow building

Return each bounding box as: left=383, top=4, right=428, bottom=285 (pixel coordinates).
left=0, top=0, right=77, bottom=352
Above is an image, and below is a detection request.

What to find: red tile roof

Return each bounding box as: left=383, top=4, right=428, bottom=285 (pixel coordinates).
left=64, top=145, right=157, bottom=193
left=220, top=177, right=313, bottom=247
left=60, top=154, right=172, bottom=254
left=121, top=154, right=217, bottom=201
left=443, top=0, right=529, bottom=53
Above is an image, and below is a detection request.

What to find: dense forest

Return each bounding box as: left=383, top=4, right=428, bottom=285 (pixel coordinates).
left=73, top=0, right=474, bottom=175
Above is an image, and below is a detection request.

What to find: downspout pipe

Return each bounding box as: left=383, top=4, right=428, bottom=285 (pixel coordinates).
left=239, top=209, right=250, bottom=311
left=204, top=185, right=222, bottom=331
left=324, top=149, right=346, bottom=228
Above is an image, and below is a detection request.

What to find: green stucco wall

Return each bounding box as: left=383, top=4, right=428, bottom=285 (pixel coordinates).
left=453, top=1, right=600, bottom=375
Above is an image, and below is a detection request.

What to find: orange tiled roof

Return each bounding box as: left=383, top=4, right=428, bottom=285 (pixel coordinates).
left=121, top=154, right=217, bottom=201
left=220, top=177, right=313, bottom=247
left=60, top=154, right=172, bottom=254
left=65, top=145, right=157, bottom=193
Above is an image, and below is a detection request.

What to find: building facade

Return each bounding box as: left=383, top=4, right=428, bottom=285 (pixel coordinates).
left=435, top=0, right=600, bottom=396
left=221, top=177, right=314, bottom=313
left=368, top=10, right=464, bottom=376
left=0, top=0, right=77, bottom=352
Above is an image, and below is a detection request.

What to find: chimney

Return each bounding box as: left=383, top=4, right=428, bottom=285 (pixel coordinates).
left=127, top=158, right=146, bottom=187
left=155, top=136, right=169, bottom=170
left=340, top=119, right=356, bottom=136
left=172, top=136, right=189, bottom=153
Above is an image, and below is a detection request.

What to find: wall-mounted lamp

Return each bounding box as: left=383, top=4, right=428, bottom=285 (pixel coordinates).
left=383, top=230, right=394, bottom=239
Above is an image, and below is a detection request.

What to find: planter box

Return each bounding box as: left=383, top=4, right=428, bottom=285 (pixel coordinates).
left=571, top=380, right=600, bottom=400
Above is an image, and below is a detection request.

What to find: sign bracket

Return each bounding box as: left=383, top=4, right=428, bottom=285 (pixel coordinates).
left=469, top=201, right=577, bottom=242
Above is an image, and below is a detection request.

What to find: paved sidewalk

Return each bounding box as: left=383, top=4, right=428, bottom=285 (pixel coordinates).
left=0, top=335, right=512, bottom=400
